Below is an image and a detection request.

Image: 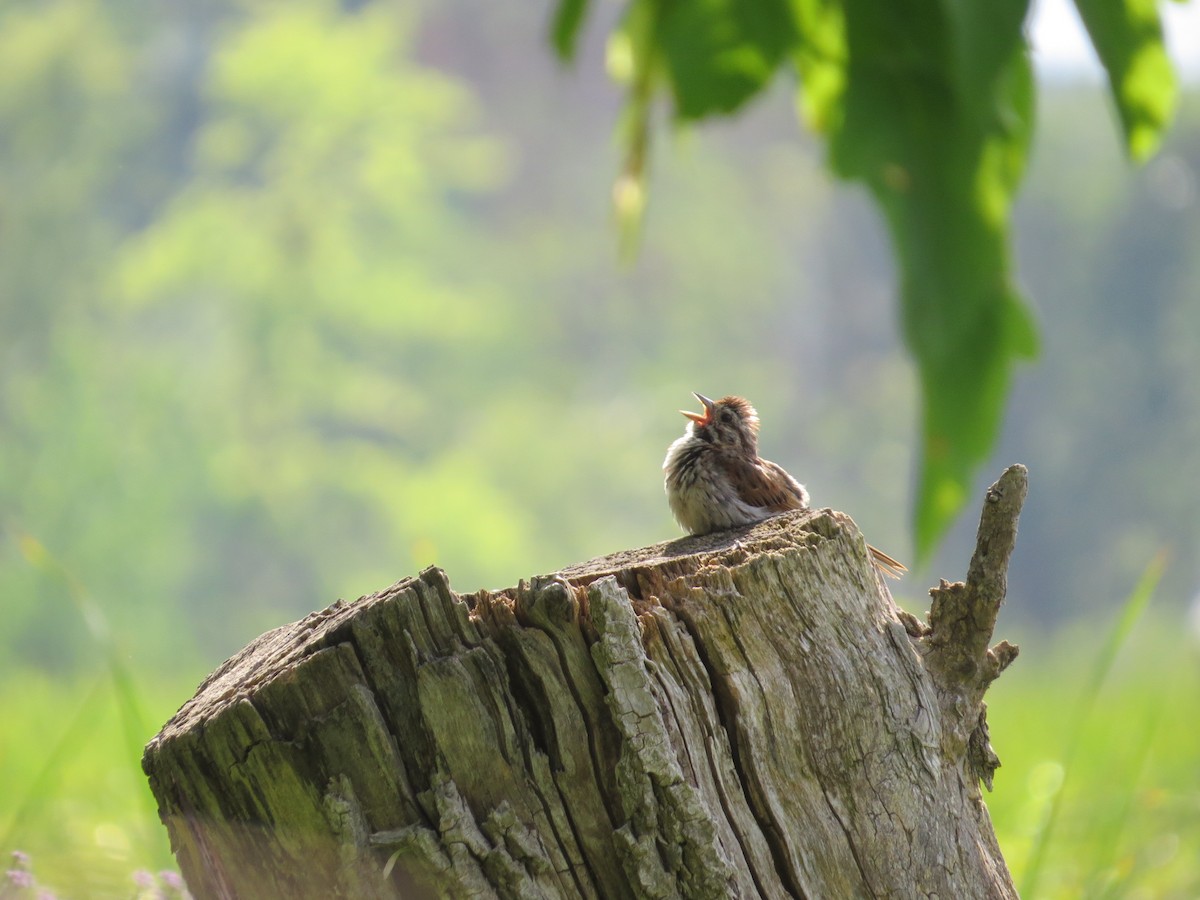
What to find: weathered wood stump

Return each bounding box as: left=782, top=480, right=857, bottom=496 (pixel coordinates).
left=143, top=465, right=1028, bottom=899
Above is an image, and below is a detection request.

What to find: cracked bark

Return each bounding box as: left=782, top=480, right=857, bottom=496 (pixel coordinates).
left=143, top=465, right=1028, bottom=899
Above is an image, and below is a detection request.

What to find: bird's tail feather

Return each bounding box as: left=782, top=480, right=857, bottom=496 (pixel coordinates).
left=868, top=544, right=907, bottom=580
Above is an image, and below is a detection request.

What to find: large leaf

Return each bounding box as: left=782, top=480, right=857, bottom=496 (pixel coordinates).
left=787, top=0, right=848, bottom=133
left=550, top=0, right=591, bottom=62
left=1073, top=0, right=1177, bottom=160
left=658, top=0, right=798, bottom=118
left=826, top=0, right=1039, bottom=559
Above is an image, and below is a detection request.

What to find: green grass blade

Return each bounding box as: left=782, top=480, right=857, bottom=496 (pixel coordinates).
left=1019, top=549, right=1168, bottom=897
left=1090, top=696, right=1167, bottom=898
left=11, top=528, right=150, bottom=733
left=0, top=676, right=110, bottom=850
left=7, top=526, right=159, bottom=843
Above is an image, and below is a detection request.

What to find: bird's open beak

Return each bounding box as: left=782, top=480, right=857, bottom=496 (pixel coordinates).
left=680, top=392, right=715, bottom=425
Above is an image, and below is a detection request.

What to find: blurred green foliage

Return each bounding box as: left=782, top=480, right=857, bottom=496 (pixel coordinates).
left=0, top=0, right=1198, bottom=894
left=1, top=0, right=907, bottom=672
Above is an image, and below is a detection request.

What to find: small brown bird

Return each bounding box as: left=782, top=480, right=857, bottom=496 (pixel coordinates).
left=663, top=393, right=907, bottom=579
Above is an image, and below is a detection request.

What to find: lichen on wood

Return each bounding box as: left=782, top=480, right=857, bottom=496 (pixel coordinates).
left=144, top=467, right=1029, bottom=899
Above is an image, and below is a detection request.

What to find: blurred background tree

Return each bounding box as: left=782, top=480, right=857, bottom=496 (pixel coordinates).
left=1, top=0, right=1198, bottom=896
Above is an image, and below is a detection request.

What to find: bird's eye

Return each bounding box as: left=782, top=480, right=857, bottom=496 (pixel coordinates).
left=719, top=409, right=734, bottom=423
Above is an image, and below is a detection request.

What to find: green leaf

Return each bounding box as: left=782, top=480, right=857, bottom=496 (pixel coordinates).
left=1073, top=0, right=1178, bottom=161
left=550, top=0, right=591, bottom=62
left=825, top=0, right=1039, bottom=560
left=944, top=0, right=1032, bottom=110
left=788, top=0, right=848, bottom=133
left=658, top=0, right=797, bottom=118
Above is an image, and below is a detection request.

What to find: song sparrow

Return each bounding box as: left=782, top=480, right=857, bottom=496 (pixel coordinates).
left=663, top=393, right=907, bottom=579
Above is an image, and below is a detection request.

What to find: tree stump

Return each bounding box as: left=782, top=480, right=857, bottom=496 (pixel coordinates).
left=143, top=465, right=1028, bottom=899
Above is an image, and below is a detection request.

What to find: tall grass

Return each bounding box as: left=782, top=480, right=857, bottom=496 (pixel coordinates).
left=0, top=673, right=187, bottom=897
left=987, top=552, right=1198, bottom=898
left=1, top=528, right=195, bottom=897
left=1018, top=551, right=1166, bottom=897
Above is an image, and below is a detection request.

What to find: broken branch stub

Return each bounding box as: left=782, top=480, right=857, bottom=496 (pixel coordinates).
left=144, top=468, right=1028, bottom=898
left=918, top=463, right=1028, bottom=789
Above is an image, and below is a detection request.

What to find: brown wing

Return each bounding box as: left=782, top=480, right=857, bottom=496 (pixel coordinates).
left=719, top=454, right=809, bottom=513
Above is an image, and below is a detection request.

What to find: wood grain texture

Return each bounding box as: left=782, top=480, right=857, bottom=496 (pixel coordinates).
left=144, top=472, right=1026, bottom=899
